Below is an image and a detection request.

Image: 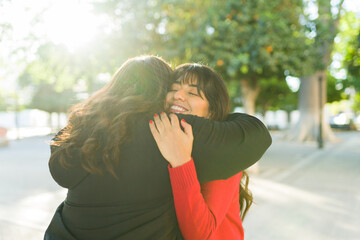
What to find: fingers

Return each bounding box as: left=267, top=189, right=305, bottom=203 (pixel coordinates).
left=169, top=113, right=180, bottom=129
left=181, top=119, right=193, bottom=139
left=153, top=113, right=165, bottom=134
left=149, top=120, right=160, bottom=141
left=160, top=112, right=171, bottom=129
left=153, top=112, right=173, bottom=134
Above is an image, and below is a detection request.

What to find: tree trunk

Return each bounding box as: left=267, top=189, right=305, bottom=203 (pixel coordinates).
left=240, top=78, right=261, bottom=174
left=240, top=78, right=260, bottom=116
left=286, top=0, right=344, bottom=143
left=286, top=71, right=336, bottom=142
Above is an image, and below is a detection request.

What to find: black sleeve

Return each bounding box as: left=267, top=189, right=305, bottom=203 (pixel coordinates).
left=48, top=113, right=271, bottom=187
left=177, top=113, right=272, bottom=182
left=48, top=131, right=90, bottom=189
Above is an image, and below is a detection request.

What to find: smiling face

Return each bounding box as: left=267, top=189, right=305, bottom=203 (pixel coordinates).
left=166, top=79, right=210, bottom=118
left=168, top=63, right=230, bottom=121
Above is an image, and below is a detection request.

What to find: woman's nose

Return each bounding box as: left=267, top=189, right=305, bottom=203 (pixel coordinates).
left=173, top=89, right=185, bottom=101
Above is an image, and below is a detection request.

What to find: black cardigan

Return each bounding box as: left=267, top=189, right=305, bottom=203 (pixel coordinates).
left=45, top=113, right=271, bottom=240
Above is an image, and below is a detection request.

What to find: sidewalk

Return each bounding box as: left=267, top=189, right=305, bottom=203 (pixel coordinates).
left=0, top=135, right=66, bottom=239
left=0, top=131, right=359, bottom=239
left=244, top=131, right=360, bottom=240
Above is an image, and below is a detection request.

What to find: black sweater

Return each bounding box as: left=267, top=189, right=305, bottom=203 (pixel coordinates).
left=46, top=113, right=271, bottom=240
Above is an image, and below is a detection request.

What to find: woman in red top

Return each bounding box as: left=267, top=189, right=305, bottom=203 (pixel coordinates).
left=150, top=63, right=253, bottom=239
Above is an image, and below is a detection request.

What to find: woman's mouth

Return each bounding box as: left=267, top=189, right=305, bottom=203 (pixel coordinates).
left=169, top=104, right=188, bottom=113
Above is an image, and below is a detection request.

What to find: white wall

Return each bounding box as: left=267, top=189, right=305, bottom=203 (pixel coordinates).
left=233, top=107, right=300, bottom=130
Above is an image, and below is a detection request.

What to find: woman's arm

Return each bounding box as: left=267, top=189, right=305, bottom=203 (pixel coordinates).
left=180, top=113, right=271, bottom=182
left=153, top=112, right=271, bottom=182
left=50, top=111, right=271, bottom=186
left=48, top=130, right=89, bottom=189
left=168, top=159, right=242, bottom=240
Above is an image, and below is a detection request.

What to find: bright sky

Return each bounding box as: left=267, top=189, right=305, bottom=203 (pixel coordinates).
left=1, top=0, right=106, bottom=52
left=41, top=0, right=106, bottom=51
left=0, top=0, right=107, bottom=93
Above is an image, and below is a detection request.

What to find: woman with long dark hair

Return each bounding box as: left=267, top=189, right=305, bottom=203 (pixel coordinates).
left=45, top=56, right=271, bottom=239
left=150, top=63, right=253, bottom=239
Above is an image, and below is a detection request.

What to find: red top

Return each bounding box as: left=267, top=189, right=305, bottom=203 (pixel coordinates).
left=168, top=159, right=244, bottom=240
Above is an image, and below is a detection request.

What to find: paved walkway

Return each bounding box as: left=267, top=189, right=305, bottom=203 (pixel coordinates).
left=0, top=131, right=359, bottom=239
left=0, top=135, right=65, bottom=240
left=245, top=131, right=360, bottom=240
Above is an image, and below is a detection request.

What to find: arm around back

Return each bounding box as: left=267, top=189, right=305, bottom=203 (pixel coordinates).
left=179, top=113, right=272, bottom=182
left=49, top=113, right=271, bottom=187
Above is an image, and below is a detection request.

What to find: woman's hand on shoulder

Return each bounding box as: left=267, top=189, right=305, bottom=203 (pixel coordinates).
left=149, top=112, right=193, bottom=168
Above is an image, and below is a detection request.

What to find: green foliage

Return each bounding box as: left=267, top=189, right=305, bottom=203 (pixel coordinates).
left=164, top=0, right=307, bottom=80
left=9, top=0, right=358, bottom=116
left=353, top=92, right=360, bottom=114
left=344, top=30, right=360, bottom=91
left=19, top=43, right=81, bottom=113
left=256, top=77, right=297, bottom=114
left=328, top=10, right=360, bottom=111
left=30, top=84, right=76, bottom=113
left=224, top=80, right=243, bottom=109
left=19, top=43, right=76, bottom=90
left=331, top=11, right=360, bottom=92
left=160, top=0, right=309, bottom=114
left=327, top=73, right=347, bottom=103
left=300, top=0, right=345, bottom=74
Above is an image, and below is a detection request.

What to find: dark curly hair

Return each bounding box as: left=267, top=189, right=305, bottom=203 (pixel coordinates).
left=50, top=55, right=173, bottom=177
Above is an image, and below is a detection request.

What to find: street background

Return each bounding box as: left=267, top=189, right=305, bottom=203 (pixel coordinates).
left=1, top=0, right=360, bottom=239
left=0, top=130, right=359, bottom=240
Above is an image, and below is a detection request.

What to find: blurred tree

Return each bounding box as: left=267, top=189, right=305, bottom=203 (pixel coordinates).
left=287, top=0, right=345, bottom=141
left=332, top=11, right=360, bottom=93
left=30, top=84, right=75, bottom=113
left=163, top=0, right=306, bottom=116
left=5, top=0, right=356, bottom=142
left=343, top=28, right=360, bottom=115
left=92, top=0, right=168, bottom=63
left=353, top=93, right=360, bottom=114
left=343, top=29, right=360, bottom=91
left=327, top=73, right=347, bottom=103
left=70, top=0, right=175, bottom=95
left=256, top=77, right=297, bottom=118
left=320, top=10, right=360, bottom=125
left=160, top=0, right=209, bottom=64
left=70, top=41, right=112, bottom=94
left=18, top=43, right=79, bottom=122
left=30, top=83, right=76, bottom=130
left=18, top=43, right=76, bottom=90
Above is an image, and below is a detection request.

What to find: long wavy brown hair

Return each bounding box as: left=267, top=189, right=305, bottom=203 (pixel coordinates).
left=50, top=56, right=173, bottom=177
left=173, top=63, right=253, bottom=220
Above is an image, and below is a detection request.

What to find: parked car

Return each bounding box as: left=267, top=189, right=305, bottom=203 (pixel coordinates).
left=329, top=112, right=357, bottom=130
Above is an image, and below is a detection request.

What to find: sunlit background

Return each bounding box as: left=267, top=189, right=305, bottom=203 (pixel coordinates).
left=0, top=0, right=360, bottom=239
left=0, top=0, right=359, bottom=140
